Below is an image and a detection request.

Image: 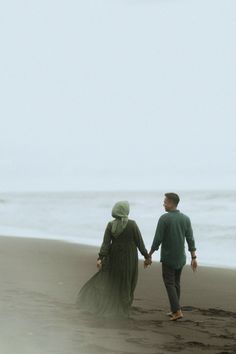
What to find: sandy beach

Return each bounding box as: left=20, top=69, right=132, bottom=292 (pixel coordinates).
left=0, top=235, right=235, bottom=354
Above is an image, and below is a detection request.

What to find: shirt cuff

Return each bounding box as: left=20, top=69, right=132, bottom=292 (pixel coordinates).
left=189, top=247, right=197, bottom=252
left=151, top=245, right=159, bottom=252
left=97, top=254, right=104, bottom=261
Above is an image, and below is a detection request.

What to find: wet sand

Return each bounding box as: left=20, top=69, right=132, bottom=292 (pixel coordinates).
left=0, top=235, right=235, bottom=354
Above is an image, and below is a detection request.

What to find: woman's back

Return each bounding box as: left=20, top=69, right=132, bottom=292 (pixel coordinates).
left=77, top=202, right=149, bottom=318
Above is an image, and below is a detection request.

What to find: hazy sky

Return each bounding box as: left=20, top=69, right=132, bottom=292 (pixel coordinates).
left=1, top=0, right=236, bottom=192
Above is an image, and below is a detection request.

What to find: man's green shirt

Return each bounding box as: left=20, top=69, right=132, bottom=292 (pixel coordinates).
left=151, top=210, right=196, bottom=269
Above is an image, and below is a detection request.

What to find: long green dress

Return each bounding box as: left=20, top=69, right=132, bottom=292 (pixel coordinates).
left=77, top=219, right=149, bottom=318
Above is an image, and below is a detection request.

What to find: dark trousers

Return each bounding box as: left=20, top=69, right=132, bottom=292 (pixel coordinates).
left=162, top=263, right=183, bottom=313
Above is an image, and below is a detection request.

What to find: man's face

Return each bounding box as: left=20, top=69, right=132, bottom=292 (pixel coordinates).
left=163, top=197, right=175, bottom=211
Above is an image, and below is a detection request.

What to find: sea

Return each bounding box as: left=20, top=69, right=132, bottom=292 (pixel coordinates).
left=0, top=190, right=235, bottom=269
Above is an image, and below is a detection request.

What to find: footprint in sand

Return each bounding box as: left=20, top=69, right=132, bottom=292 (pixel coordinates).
left=185, top=341, right=210, bottom=348
left=200, top=308, right=236, bottom=318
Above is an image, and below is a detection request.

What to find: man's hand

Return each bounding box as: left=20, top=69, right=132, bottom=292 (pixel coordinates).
left=144, top=257, right=152, bottom=269
left=96, top=259, right=102, bottom=269
left=191, top=258, right=198, bottom=272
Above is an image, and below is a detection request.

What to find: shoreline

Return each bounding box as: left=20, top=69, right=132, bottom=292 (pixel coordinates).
left=1, top=233, right=236, bottom=271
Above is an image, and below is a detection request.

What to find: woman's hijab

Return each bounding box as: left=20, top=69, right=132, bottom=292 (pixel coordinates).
left=111, top=200, right=130, bottom=238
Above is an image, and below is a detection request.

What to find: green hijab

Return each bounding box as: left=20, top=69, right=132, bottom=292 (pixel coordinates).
left=111, top=201, right=130, bottom=238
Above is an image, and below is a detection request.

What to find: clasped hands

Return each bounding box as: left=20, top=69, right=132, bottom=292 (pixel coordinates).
left=144, top=256, right=152, bottom=268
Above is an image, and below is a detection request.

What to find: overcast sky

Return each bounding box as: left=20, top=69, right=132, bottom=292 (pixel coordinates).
left=0, top=0, right=235, bottom=192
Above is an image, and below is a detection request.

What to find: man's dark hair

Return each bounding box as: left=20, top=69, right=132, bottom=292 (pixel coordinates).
left=165, top=192, right=180, bottom=206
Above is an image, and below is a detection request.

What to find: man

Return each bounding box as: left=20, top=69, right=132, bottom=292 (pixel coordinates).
left=146, top=193, right=197, bottom=321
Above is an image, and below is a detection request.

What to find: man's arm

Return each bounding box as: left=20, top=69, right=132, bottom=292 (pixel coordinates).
left=148, top=216, right=166, bottom=257
left=185, top=217, right=197, bottom=271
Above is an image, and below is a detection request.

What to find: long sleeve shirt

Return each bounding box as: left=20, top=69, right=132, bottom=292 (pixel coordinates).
left=151, top=210, right=196, bottom=269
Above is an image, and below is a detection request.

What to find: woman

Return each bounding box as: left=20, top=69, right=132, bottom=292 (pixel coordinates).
left=76, top=200, right=151, bottom=318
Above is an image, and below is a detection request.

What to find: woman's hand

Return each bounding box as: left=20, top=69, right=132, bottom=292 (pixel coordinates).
left=96, top=259, right=102, bottom=269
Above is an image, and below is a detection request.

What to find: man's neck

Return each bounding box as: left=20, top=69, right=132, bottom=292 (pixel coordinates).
left=168, top=208, right=177, bottom=212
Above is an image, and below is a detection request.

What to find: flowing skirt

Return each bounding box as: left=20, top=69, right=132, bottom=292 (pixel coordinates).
left=76, top=248, right=138, bottom=318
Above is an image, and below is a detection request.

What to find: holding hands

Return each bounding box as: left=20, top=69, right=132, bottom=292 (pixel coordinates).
left=144, top=256, right=152, bottom=268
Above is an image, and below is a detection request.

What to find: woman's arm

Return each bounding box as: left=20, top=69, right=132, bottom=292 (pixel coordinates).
left=97, top=222, right=112, bottom=261
left=133, top=221, right=149, bottom=259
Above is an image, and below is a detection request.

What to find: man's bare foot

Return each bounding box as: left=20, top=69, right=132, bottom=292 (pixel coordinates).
left=170, top=310, right=183, bottom=321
